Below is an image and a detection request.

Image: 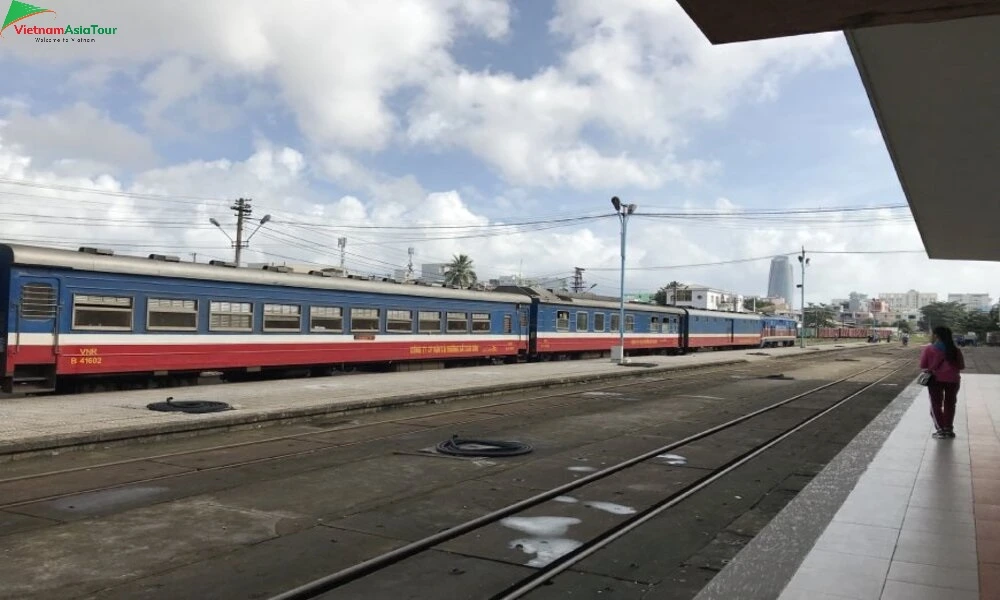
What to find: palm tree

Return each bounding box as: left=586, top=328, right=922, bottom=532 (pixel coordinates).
left=444, top=254, right=477, bottom=288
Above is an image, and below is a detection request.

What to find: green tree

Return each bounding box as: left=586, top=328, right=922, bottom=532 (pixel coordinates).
left=965, top=311, right=1000, bottom=340
left=803, top=303, right=836, bottom=327
left=892, top=319, right=914, bottom=334
left=918, top=301, right=968, bottom=332
left=443, top=254, right=477, bottom=288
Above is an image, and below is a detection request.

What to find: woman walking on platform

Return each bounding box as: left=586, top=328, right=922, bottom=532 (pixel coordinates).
left=920, top=326, right=966, bottom=439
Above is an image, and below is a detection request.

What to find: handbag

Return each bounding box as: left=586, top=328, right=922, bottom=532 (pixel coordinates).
left=917, top=370, right=935, bottom=386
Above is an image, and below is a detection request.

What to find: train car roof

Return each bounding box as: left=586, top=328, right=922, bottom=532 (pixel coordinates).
left=684, top=307, right=761, bottom=321
left=0, top=243, right=530, bottom=304
left=493, top=285, right=686, bottom=314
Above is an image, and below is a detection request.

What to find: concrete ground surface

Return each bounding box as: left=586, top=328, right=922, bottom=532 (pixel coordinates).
left=0, top=344, right=951, bottom=600
left=0, top=341, right=871, bottom=457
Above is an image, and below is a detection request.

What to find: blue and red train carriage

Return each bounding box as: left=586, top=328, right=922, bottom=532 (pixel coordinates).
left=1, top=243, right=803, bottom=394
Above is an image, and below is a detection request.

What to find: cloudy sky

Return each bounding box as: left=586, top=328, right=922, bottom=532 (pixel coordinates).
left=1, top=0, right=997, bottom=306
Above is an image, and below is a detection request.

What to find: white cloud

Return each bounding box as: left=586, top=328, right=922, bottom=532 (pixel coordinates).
left=0, top=0, right=511, bottom=152
left=406, top=0, right=848, bottom=189
left=0, top=103, right=158, bottom=172
left=1, top=139, right=998, bottom=305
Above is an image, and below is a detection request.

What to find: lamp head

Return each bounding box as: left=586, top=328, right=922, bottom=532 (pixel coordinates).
left=611, top=196, right=621, bottom=211
left=260, top=214, right=272, bottom=225
left=209, top=218, right=221, bottom=228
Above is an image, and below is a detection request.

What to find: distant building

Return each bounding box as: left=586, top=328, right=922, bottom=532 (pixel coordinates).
left=488, top=274, right=569, bottom=291
left=767, top=256, right=794, bottom=305
left=420, top=263, right=448, bottom=283
left=880, top=290, right=938, bottom=311
left=848, top=292, right=869, bottom=313
left=625, top=292, right=656, bottom=304
left=948, top=293, right=992, bottom=312
left=663, top=284, right=744, bottom=312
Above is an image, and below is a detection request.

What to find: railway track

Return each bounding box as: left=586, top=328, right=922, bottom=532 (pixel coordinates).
left=263, top=356, right=912, bottom=600
left=0, top=346, right=894, bottom=493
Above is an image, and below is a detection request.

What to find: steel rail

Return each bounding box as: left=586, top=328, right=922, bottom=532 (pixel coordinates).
left=492, top=359, right=909, bottom=599
left=266, top=357, right=907, bottom=600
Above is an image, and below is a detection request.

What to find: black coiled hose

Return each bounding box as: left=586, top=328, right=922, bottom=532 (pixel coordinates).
left=146, top=397, right=232, bottom=413
left=435, top=435, right=533, bottom=457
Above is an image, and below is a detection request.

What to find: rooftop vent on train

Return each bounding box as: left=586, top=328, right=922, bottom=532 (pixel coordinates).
left=209, top=260, right=237, bottom=268
left=261, top=265, right=291, bottom=273
left=78, top=246, right=114, bottom=256
left=308, top=270, right=333, bottom=277
left=148, top=253, right=181, bottom=262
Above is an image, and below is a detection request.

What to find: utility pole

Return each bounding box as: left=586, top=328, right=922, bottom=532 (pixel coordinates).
left=209, top=198, right=270, bottom=267
left=796, top=247, right=810, bottom=348
left=571, top=267, right=586, bottom=293
left=190, top=253, right=197, bottom=263
left=232, top=197, right=249, bottom=267
left=407, top=247, right=415, bottom=281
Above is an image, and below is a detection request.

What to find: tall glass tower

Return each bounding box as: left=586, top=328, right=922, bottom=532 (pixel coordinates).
left=767, top=256, right=794, bottom=303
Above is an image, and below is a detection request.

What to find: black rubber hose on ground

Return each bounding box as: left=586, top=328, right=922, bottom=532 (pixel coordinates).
left=436, top=435, right=533, bottom=457
left=146, top=396, right=232, bottom=413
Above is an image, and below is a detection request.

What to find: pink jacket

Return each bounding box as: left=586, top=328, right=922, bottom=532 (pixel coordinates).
left=919, top=344, right=965, bottom=383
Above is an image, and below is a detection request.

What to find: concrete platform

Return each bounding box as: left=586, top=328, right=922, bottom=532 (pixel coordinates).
left=692, top=374, right=1000, bottom=600
left=0, top=342, right=872, bottom=458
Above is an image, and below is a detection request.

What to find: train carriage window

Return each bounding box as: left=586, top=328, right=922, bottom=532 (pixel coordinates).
left=72, top=294, right=133, bottom=330
left=310, top=306, right=343, bottom=332
left=625, top=314, right=635, bottom=332
left=263, top=304, right=302, bottom=332
left=351, top=308, right=380, bottom=332
left=20, top=283, right=56, bottom=319
left=472, top=313, right=491, bottom=332
left=594, top=313, right=605, bottom=332
left=576, top=312, right=588, bottom=331
left=447, top=312, right=469, bottom=333
left=610, top=314, right=620, bottom=332
left=651, top=316, right=660, bottom=333
left=209, top=301, right=253, bottom=332
left=555, top=310, right=570, bottom=332
left=147, top=298, right=198, bottom=331
left=419, top=311, right=442, bottom=333
left=387, top=309, right=414, bottom=333
left=503, top=314, right=512, bottom=334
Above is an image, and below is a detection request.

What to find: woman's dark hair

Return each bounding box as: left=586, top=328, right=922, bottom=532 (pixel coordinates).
left=933, top=326, right=960, bottom=364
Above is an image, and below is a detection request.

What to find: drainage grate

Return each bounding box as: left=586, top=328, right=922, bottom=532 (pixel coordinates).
left=618, top=362, right=658, bottom=368
left=760, top=374, right=795, bottom=380
left=835, top=358, right=861, bottom=362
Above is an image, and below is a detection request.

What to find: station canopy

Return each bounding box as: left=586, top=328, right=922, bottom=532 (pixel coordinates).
left=676, top=1, right=1000, bottom=261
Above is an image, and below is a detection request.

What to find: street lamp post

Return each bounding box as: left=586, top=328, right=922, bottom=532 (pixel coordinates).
left=611, top=196, right=637, bottom=365
left=796, top=247, right=810, bottom=348
left=210, top=214, right=271, bottom=267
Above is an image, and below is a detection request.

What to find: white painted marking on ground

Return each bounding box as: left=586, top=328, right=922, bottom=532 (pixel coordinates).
left=553, top=496, right=578, bottom=504
left=656, top=453, right=688, bottom=466
left=584, top=501, right=637, bottom=515
left=581, top=392, right=624, bottom=397
left=678, top=395, right=725, bottom=400
left=567, top=466, right=597, bottom=472
left=500, top=516, right=581, bottom=537
left=509, top=538, right=583, bottom=567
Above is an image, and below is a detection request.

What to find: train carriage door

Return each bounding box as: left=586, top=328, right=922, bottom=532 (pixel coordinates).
left=729, top=318, right=735, bottom=343
left=5, top=276, right=60, bottom=392
left=14, top=277, right=60, bottom=356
